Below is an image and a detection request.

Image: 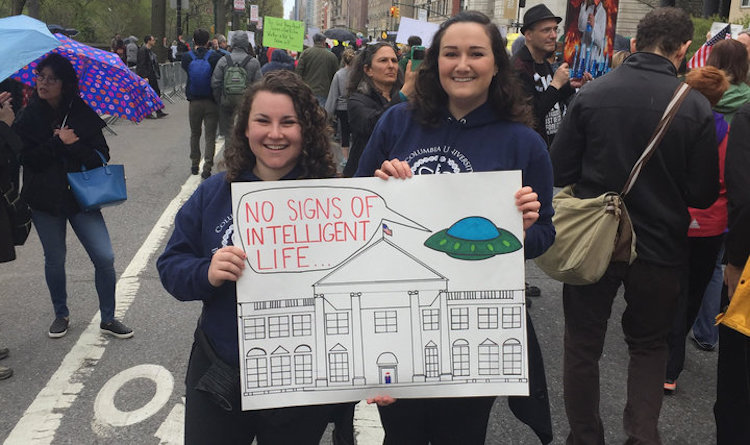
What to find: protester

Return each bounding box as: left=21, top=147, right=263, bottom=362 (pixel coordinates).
left=550, top=7, right=719, bottom=443
left=0, top=91, right=22, bottom=380
left=325, top=48, right=355, bottom=167
left=182, top=28, right=222, bottom=179
left=211, top=31, right=261, bottom=139
left=296, top=33, right=339, bottom=106
left=355, top=11, right=555, bottom=444
left=126, top=36, right=138, bottom=68
left=13, top=53, right=133, bottom=340
left=343, top=42, right=415, bottom=178
left=664, top=66, right=730, bottom=394
left=715, top=101, right=750, bottom=445
left=611, top=50, right=630, bottom=69
left=176, top=34, right=190, bottom=61
left=214, top=34, right=230, bottom=55
left=398, top=35, right=422, bottom=73
left=707, top=39, right=750, bottom=123
left=157, top=70, right=338, bottom=444
left=261, top=49, right=296, bottom=75
left=136, top=34, right=168, bottom=119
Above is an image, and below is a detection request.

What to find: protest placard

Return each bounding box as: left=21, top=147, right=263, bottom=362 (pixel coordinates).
left=263, top=16, right=305, bottom=52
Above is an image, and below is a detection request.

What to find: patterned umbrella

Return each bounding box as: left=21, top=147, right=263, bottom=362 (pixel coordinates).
left=12, top=34, right=163, bottom=122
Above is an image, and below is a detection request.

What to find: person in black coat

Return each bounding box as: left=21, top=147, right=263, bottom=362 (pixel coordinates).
left=13, top=53, right=133, bottom=340
left=343, top=42, right=415, bottom=177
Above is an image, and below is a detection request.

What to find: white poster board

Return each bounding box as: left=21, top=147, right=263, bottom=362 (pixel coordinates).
left=232, top=172, right=529, bottom=411
left=227, top=30, right=256, bottom=48
left=395, top=17, right=440, bottom=48
left=304, top=26, right=320, bottom=48
left=710, top=21, right=743, bottom=39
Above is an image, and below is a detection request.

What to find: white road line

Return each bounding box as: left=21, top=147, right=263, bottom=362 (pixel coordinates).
left=4, top=166, right=206, bottom=444
left=354, top=401, right=385, bottom=444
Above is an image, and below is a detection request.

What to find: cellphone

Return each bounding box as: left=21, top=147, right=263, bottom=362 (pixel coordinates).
left=410, top=45, right=425, bottom=71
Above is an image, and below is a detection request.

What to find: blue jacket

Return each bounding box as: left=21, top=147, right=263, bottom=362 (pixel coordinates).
left=157, top=167, right=302, bottom=366
left=355, top=101, right=555, bottom=259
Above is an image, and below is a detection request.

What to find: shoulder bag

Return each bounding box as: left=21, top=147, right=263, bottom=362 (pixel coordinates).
left=534, top=83, right=692, bottom=285
left=67, top=150, right=127, bottom=212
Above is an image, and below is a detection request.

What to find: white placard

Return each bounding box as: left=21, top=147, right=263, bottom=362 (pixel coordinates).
left=232, top=172, right=529, bottom=411
left=227, top=30, right=256, bottom=48
left=304, top=26, right=320, bottom=47
left=395, top=17, right=440, bottom=48
left=710, top=21, right=744, bottom=39
left=250, top=4, right=259, bottom=21
left=233, top=0, right=245, bottom=12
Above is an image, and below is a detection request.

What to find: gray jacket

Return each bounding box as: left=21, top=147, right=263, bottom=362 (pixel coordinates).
left=211, top=49, right=261, bottom=105
left=324, top=66, right=351, bottom=115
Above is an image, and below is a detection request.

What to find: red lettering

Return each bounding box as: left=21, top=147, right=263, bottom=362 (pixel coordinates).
left=364, top=195, right=378, bottom=218
left=296, top=246, right=309, bottom=268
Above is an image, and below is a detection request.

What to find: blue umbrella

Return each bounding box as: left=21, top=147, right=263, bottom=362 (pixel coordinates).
left=0, top=15, right=60, bottom=82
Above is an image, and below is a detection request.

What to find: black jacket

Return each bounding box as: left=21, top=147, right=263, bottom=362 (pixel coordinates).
left=512, top=45, right=575, bottom=147
left=15, top=96, right=109, bottom=216
left=136, top=45, right=158, bottom=81
left=344, top=83, right=404, bottom=177
left=0, top=121, right=23, bottom=262
left=550, top=52, right=719, bottom=266
left=724, top=104, right=750, bottom=267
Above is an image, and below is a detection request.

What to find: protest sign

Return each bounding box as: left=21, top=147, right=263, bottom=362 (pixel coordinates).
left=263, top=16, right=304, bottom=52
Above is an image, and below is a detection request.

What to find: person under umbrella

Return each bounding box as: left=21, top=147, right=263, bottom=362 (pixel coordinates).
left=12, top=53, right=133, bottom=340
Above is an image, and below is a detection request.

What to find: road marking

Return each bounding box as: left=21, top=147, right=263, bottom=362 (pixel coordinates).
left=4, top=158, right=210, bottom=444
left=354, top=401, right=385, bottom=443
left=93, top=364, right=174, bottom=429
left=154, top=397, right=185, bottom=445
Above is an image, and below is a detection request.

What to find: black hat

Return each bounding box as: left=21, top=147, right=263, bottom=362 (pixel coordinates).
left=521, top=4, right=562, bottom=34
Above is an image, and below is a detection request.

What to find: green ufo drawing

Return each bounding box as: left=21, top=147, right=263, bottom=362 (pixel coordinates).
left=424, top=216, right=522, bottom=260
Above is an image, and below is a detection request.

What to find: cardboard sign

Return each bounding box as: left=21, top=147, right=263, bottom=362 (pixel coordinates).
left=395, top=17, right=439, bottom=48
left=263, top=16, right=305, bottom=52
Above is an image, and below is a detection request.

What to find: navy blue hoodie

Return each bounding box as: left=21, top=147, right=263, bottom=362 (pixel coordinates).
left=355, top=101, right=555, bottom=259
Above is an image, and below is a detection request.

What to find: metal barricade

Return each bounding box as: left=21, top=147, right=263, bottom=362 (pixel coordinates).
left=158, top=63, right=175, bottom=104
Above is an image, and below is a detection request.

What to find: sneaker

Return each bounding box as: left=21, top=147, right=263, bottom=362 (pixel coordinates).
left=0, top=347, right=8, bottom=360
left=100, top=319, right=134, bottom=339
left=664, top=379, right=676, bottom=395
left=145, top=113, right=157, bottom=119
left=49, top=317, right=69, bottom=338
left=191, top=166, right=199, bottom=175
left=0, top=365, right=12, bottom=380
left=525, top=282, right=541, bottom=297
left=156, top=110, right=168, bottom=118
left=201, top=170, right=211, bottom=179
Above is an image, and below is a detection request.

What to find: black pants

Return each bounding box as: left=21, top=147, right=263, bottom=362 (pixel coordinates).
left=335, top=110, right=350, bottom=148
left=184, top=334, right=333, bottom=444
left=148, top=76, right=161, bottom=97
left=715, top=285, right=750, bottom=444
left=563, top=260, right=681, bottom=445
left=377, top=396, right=495, bottom=445
left=666, top=234, right=724, bottom=380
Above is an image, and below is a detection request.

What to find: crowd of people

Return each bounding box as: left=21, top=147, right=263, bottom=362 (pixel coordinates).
left=1, top=4, right=749, bottom=445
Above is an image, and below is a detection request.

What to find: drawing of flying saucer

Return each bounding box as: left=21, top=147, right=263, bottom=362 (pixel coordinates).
left=424, top=216, right=522, bottom=260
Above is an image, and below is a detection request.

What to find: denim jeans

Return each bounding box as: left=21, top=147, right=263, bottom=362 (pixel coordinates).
left=32, top=209, right=116, bottom=322
left=691, top=244, right=724, bottom=347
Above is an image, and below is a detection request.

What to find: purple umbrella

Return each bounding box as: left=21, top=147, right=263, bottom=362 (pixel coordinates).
left=12, top=34, right=163, bottom=122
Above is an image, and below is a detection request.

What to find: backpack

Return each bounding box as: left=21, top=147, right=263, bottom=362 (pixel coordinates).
left=187, top=49, right=214, bottom=98
left=222, top=54, right=252, bottom=107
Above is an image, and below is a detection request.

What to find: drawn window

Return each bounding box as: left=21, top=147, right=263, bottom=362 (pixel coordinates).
left=452, top=340, right=470, bottom=376
left=503, top=339, right=523, bottom=375
left=502, top=307, right=522, bottom=329
left=294, top=346, right=313, bottom=385
left=246, top=348, right=267, bottom=388
left=270, top=355, right=292, bottom=386
left=374, top=310, right=398, bottom=333
left=243, top=317, right=265, bottom=340
left=479, top=340, right=500, bottom=375
left=450, top=308, right=469, bottom=330
left=326, top=312, right=349, bottom=335
left=425, top=343, right=439, bottom=378
left=268, top=316, right=289, bottom=338
left=329, top=352, right=350, bottom=382
left=292, top=314, right=312, bottom=337
left=422, top=309, right=439, bottom=331
left=478, top=307, right=498, bottom=329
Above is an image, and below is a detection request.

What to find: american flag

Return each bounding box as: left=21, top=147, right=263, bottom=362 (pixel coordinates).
left=688, top=24, right=732, bottom=69
left=382, top=223, right=393, bottom=236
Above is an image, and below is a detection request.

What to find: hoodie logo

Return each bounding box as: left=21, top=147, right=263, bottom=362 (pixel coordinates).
left=404, top=145, right=473, bottom=174
left=212, top=214, right=235, bottom=254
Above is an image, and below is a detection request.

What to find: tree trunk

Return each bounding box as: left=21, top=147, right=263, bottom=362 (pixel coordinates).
left=27, top=0, right=39, bottom=17
left=216, top=0, right=228, bottom=35
left=152, top=0, right=168, bottom=62
left=12, top=0, right=26, bottom=15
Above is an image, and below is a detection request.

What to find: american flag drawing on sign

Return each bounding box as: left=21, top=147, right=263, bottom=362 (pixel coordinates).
left=687, top=24, right=732, bottom=69
left=382, top=223, right=393, bottom=236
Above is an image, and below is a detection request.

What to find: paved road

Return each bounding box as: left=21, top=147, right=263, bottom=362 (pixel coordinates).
left=0, top=98, right=718, bottom=444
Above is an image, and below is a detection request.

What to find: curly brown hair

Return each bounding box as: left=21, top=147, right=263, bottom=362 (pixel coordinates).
left=223, top=70, right=337, bottom=182
left=411, top=10, right=533, bottom=128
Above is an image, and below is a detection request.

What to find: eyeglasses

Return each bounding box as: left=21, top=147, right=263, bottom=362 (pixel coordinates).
left=36, top=74, right=61, bottom=84
left=536, top=26, right=559, bottom=35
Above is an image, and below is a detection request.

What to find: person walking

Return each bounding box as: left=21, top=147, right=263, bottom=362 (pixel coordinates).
left=296, top=33, right=339, bottom=106
left=211, top=31, right=261, bottom=139
left=125, top=36, right=138, bottom=68
left=136, top=34, right=168, bottom=119
left=182, top=28, right=222, bottom=179
left=13, top=53, right=133, bottom=339
left=261, top=49, right=295, bottom=75
left=550, top=7, right=719, bottom=443
left=325, top=48, right=355, bottom=168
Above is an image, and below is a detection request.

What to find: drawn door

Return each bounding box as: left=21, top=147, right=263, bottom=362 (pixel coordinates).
left=380, top=367, right=397, bottom=384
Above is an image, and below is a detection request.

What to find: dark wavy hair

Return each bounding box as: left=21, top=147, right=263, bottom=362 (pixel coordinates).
left=347, top=42, right=404, bottom=97
left=223, top=70, right=336, bottom=182
left=34, top=53, right=79, bottom=109
left=707, top=39, right=749, bottom=85
left=411, top=10, right=533, bottom=127
left=635, top=7, right=693, bottom=56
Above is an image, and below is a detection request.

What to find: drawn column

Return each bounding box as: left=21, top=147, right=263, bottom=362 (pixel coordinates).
left=409, top=290, right=425, bottom=382
left=314, top=294, right=329, bottom=387
left=351, top=292, right=366, bottom=385
left=439, top=291, right=452, bottom=380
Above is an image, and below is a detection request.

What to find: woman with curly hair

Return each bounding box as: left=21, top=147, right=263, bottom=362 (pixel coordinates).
left=157, top=70, right=337, bottom=444
left=355, top=11, right=555, bottom=444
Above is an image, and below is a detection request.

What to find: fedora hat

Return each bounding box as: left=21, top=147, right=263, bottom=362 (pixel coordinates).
left=521, top=4, right=562, bottom=34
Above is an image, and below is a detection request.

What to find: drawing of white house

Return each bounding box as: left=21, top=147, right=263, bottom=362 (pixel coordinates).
left=238, top=236, right=527, bottom=397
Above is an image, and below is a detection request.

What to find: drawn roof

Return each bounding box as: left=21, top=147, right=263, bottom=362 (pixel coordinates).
left=314, top=237, right=446, bottom=287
